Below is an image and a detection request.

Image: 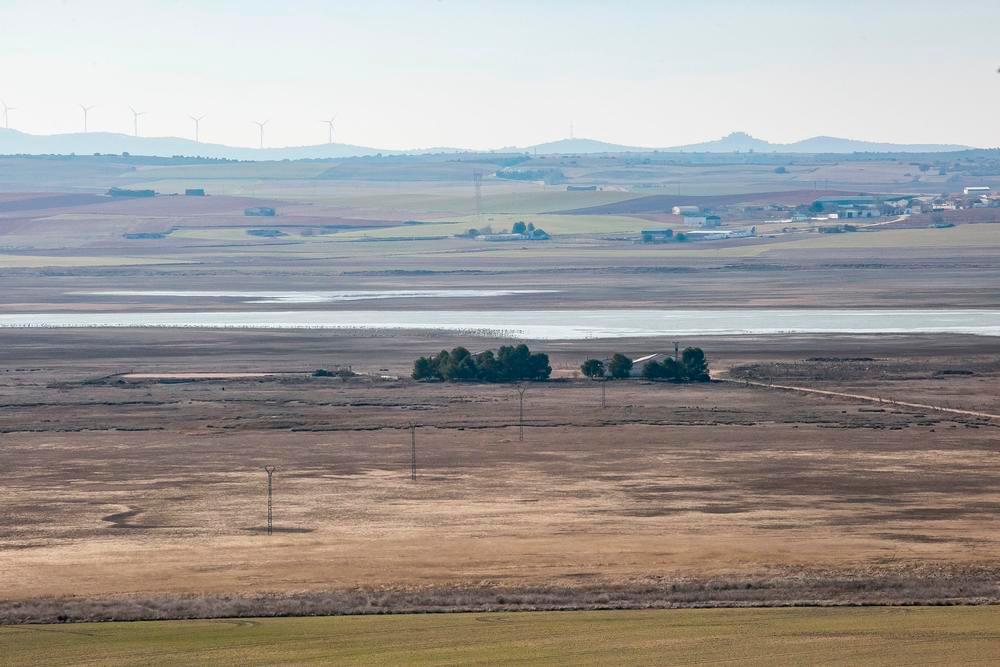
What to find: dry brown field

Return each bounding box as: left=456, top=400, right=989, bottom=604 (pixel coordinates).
left=1, top=329, right=998, bottom=622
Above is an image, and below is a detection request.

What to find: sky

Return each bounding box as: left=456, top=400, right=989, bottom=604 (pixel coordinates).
left=2, top=0, right=999, bottom=150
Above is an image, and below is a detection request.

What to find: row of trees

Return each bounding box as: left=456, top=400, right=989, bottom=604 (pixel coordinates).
left=582, top=353, right=634, bottom=379
left=581, top=348, right=711, bottom=382
left=413, top=344, right=551, bottom=382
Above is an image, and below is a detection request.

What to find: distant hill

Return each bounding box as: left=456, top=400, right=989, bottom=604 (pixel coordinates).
left=521, top=132, right=972, bottom=155
left=0, top=128, right=976, bottom=159
left=516, top=138, right=644, bottom=154
left=662, top=132, right=971, bottom=154
left=0, top=129, right=390, bottom=160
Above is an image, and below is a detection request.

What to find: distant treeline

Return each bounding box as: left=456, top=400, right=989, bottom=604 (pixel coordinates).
left=413, top=344, right=551, bottom=382
left=581, top=348, right=710, bottom=382
left=495, top=168, right=565, bottom=184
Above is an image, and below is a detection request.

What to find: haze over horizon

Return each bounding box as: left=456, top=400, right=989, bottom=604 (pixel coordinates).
left=3, top=0, right=999, bottom=150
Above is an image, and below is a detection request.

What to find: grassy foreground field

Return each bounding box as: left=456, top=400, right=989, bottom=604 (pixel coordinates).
left=2, top=607, right=999, bottom=666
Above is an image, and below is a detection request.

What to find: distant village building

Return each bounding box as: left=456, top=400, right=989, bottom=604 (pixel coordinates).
left=475, top=229, right=550, bottom=242
left=672, top=205, right=699, bottom=215
left=680, top=213, right=722, bottom=227
left=837, top=206, right=880, bottom=219
left=964, top=186, right=990, bottom=195
left=185, top=188, right=206, bottom=196
left=684, top=228, right=756, bottom=241
left=566, top=185, right=598, bottom=191
left=641, top=229, right=674, bottom=243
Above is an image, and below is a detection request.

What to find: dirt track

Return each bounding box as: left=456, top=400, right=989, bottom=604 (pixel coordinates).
left=718, top=376, right=1000, bottom=421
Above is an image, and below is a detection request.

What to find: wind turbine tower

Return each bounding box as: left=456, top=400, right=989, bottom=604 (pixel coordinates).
left=0, top=101, right=14, bottom=130
left=190, top=114, right=205, bottom=143
left=128, top=106, right=146, bottom=137
left=80, top=105, right=95, bottom=133
left=253, top=120, right=269, bottom=150
left=321, top=115, right=338, bottom=144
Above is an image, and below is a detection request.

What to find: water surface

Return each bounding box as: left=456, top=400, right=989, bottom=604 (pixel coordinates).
left=73, top=289, right=557, bottom=304
left=2, top=309, right=998, bottom=339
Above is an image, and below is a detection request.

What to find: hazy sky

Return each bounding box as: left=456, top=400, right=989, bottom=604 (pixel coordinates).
left=3, top=0, right=999, bottom=149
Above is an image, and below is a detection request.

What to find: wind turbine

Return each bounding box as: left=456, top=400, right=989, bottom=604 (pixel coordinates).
left=321, top=114, right=338, bottom=144
left=128, top=106, right=146, bottom=137
left=189, top=114, right=205, bottom=142
left=253, top=119, right=269, bottom=149
left=1, top=101, right=14, bottom=130
left=80, top=104, right=95, bottom=133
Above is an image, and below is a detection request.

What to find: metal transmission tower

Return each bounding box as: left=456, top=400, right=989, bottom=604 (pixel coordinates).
left=263, top=466, right=276, bottom=535
left=516, top=385, right=527, bottom=441
left=410, top=423, right=417, bottom=481
left=472, top=170, right=483, bottom=219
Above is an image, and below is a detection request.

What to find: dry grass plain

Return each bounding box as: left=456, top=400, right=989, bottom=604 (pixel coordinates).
left=1, top=329, right=998, bottom=622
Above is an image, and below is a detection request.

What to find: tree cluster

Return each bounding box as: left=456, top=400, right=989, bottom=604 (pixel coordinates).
left=580, top=348, right=710, bottom=382
left=643, top=348, right=710, bottom=382
left=413, top=344, right=551, bottom=382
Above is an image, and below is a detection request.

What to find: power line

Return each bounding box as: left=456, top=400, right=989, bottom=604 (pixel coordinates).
left=263, top=465, right=276, bottom=536
left=516, top=385, right=526, bottom=441
left=410, top=422, right=417, bottom=481
left=472, top=169, right=483, bottom=220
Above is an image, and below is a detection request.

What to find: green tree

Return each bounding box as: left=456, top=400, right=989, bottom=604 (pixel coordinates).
left=412, top=356, right=437, bottom=380
left=445, top=347, right=478, bottom=380
left=809, top=200, right=824, bottom=213
left=528, top=352, right=552, bottom=380
left=641, top=359, right=664, bottom=380
left=581, top=358, right=605, bottom=379
left=608, top=353, right=633, bottom=379
left=681, top=347, right=710, bottom=382
left=512, top=221, right=527, bottom=234
left=475, top=350, right=501, bottom=382
left=661, top=357, right=685, bottom=381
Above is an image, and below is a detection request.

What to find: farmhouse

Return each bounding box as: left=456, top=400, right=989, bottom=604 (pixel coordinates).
left=630, top=353, right=670, bottom=377
left=964, top=186, right=990, bottom=195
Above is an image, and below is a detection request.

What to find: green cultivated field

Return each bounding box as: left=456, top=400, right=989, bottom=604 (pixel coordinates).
left=2, top=607, right=999, bottom=666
